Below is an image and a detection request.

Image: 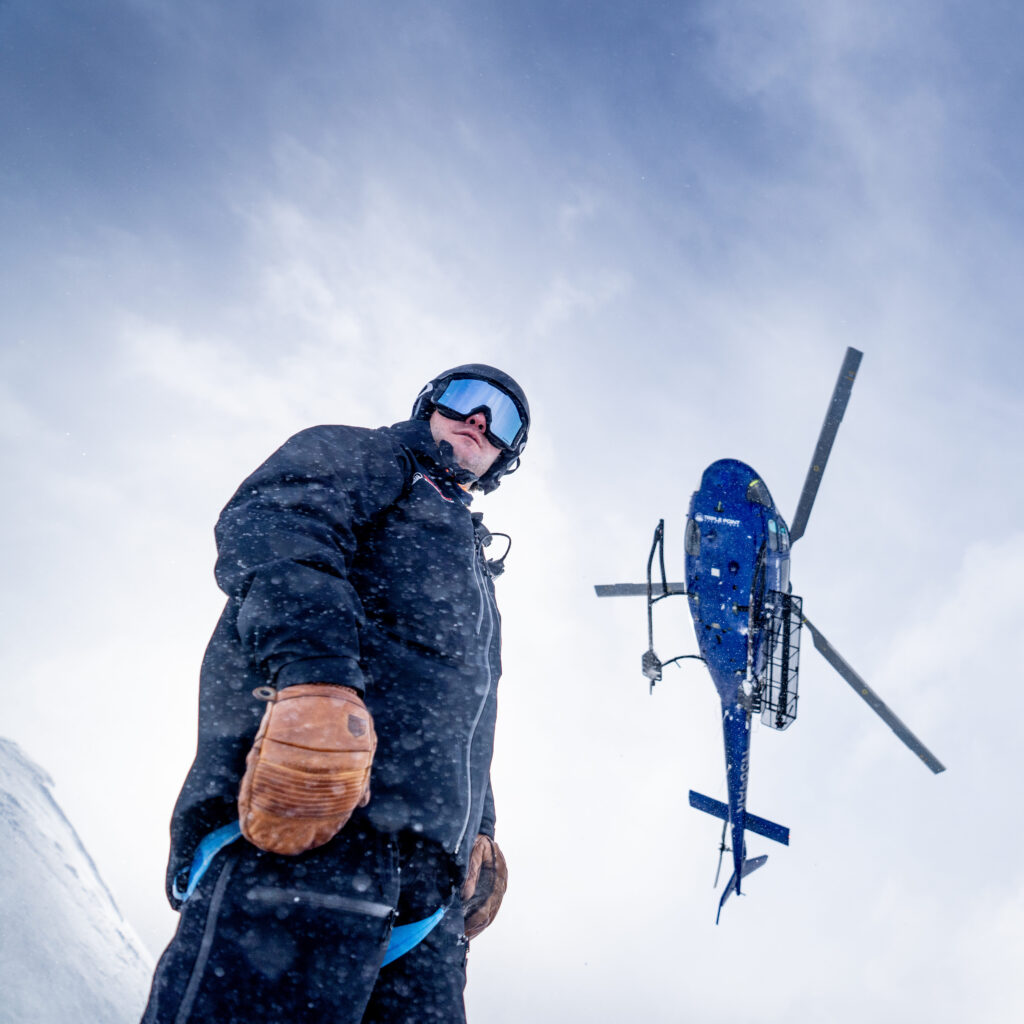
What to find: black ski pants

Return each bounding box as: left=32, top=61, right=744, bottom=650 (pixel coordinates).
left=140, top=828, right=469, bottom=1024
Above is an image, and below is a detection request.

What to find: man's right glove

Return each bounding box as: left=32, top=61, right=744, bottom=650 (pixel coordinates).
left=238, top=683, right=376, bottom=856
left=461, top=834, right=508, bottom=940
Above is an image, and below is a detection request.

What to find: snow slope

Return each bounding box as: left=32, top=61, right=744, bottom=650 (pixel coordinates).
left=0, top=737, right=153, bottom=1023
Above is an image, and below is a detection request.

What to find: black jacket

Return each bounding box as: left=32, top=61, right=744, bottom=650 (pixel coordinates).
left=165, top=419, right=503, bottom=906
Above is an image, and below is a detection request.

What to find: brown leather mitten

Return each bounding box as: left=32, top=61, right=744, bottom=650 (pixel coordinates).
left=461, top=834, right=508, bottom=940
left=238, top=683, right=376, bottom=856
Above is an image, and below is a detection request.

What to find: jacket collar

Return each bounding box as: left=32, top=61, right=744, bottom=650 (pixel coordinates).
left=388, top=419, right=478, bottom=493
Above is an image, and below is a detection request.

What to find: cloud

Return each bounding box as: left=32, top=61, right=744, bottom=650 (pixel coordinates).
left=4, top=2, right=1024, bottom=1017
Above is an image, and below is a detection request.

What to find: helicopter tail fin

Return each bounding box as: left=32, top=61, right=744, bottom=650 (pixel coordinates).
left=688, top=790, right=791, bottom=846
left=716, top=855, right=769, bottom=923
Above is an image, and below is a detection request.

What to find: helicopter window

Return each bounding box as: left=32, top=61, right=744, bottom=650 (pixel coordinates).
left=684, top=518, right=701, bottom=556
left=779, top=523, right=790, bottom=552
left=767, top=519, right=779, bottom=552
left=746, top=478, right=773, bottom=508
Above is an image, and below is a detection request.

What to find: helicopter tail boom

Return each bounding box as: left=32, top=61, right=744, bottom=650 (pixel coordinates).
left=688, top=790, right=791, bottom=846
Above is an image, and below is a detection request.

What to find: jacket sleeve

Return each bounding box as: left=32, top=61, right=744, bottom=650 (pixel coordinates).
left=212, top=425, right=409, bottom=694
left=479, top=777, right=496, bottom=838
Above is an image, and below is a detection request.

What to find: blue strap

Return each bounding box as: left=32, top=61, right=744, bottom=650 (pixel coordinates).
left=173, top=821, right=243, bottom=902
left=176, top=822, right=446, bottom=965
left=380, top=905, right=447, bottom=966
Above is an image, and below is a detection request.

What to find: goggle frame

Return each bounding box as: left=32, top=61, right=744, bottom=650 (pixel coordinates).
left=433, top=376, right=527, bottom=452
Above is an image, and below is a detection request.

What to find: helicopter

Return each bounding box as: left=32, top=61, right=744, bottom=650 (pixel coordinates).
left=595, top=347, right=944, bottom=923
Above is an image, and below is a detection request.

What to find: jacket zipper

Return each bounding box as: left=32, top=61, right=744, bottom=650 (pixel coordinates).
left=455, top=543, right=496, bottom=856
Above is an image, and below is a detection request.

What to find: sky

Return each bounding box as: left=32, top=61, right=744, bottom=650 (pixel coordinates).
left=3, top=0, right=1024, bottom=1020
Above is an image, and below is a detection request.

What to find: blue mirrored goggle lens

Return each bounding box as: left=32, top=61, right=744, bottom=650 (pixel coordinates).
left=436, top=378, right=523, bottom=448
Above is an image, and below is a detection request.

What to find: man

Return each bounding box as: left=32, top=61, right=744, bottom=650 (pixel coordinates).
left=141, top=364, right=528, bottom=1024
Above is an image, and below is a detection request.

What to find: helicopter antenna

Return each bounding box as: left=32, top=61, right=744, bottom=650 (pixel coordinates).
left=646, top=520, right=670, bottom=644
left=789, top=347, right=863, bottom=543
left=594, top=524, right=696, bottom=690
left=641, top=521, right=669, bottom=686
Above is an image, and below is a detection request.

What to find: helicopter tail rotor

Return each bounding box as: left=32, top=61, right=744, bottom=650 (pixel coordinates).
left=713, top=819, right=728, bottom=888
left=789, top=347, right=863, bottom=544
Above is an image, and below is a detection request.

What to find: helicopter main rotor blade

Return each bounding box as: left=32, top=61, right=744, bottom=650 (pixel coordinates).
left=789, top=347, right=863, bottom=543
left=594, top=582, right=686, bottom=597
left=802, top=615, right=946, bottom=774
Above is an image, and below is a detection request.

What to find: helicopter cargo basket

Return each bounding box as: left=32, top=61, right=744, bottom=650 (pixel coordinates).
left=762, top=592, right=802, bottom=730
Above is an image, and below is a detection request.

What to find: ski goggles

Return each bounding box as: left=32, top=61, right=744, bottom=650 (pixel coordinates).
left=434, top=377, right=526, bottom=451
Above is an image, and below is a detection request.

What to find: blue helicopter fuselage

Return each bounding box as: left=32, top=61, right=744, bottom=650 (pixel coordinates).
left=684, top=458, right=792, bottom=696
left=684, top=459, right=793, bottom=908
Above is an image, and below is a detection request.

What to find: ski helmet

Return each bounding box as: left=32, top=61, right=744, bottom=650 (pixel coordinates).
left=412, top=363, right=530, bottom=493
